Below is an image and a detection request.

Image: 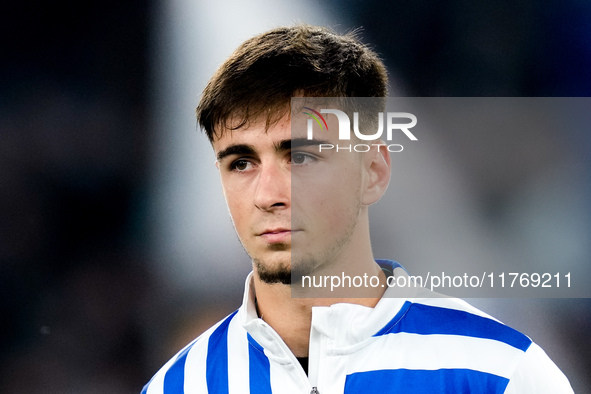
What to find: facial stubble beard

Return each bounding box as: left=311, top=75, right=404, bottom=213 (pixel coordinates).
left=252, top=200, right=362, bottom=286
left=253, top=245, right=292, bottom=285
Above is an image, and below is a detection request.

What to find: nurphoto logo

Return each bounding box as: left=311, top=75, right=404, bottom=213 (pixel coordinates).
left=303, top=108, right=418, bottom=152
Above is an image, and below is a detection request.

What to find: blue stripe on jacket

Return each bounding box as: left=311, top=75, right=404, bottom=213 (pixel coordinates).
left=247, top=333, right=272, bottom=394
left=344, top=368, right=510, bottom=393
left=163, top=342, right=193, bottom=392
left=206, top=310, right=239, bottom=394
left=375, top=303, right=531, bottom=352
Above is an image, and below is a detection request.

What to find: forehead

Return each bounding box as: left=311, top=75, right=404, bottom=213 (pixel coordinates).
left=211, top=111, right=343, bottom=156
left=212, top=116, right=293, bottom=152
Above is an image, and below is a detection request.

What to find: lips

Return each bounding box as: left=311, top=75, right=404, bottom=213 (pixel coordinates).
left=258, top=228, right=293, bottom=243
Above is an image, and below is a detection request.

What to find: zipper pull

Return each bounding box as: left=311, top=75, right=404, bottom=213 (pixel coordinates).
left=310, top=387, right=319, bottom=394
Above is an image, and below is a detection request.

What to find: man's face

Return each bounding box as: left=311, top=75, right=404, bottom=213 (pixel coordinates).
left=213, top=113, right=371, bottom=285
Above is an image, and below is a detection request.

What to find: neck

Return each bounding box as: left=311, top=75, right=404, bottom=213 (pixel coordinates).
left=252, top=257, right=386, bottom=357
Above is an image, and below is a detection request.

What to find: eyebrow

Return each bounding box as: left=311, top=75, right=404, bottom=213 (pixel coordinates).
left=216, top=138, right=332, bottom=161
left=289, top=138, right=332, bottom=149
left=216, top=144, right=257, bottom=162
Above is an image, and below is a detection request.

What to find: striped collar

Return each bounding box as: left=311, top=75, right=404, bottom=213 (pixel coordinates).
left=239, top=260, right=417, bottom=359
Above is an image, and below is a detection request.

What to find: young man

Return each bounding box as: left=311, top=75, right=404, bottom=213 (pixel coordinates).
left=142, top=25, right=573, bottom=393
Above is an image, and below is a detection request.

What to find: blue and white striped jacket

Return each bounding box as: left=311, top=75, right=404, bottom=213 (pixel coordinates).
left=142, top=260, right=573, bottom=393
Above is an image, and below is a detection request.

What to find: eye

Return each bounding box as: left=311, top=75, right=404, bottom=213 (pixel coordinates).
left=291, top=152, right=315, bottom=166
left=230, top=159, right=253, bottom=172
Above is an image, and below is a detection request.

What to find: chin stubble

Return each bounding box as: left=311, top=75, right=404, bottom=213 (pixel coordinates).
left=254, top=257, right=291, bottom=285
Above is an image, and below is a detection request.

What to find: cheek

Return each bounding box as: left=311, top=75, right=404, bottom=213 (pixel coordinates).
left=222, top=181, right=250, bottom=229
left=296, top=176, right=361, bottom=228
left=226, top=198, right=252, bottom=240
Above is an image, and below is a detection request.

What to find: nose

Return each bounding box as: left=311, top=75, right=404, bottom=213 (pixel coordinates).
left=253, top=160, right=290, bottom=211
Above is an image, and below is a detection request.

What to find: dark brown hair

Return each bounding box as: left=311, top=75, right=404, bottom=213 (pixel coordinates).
left=196, top=24, right=388, bottom=142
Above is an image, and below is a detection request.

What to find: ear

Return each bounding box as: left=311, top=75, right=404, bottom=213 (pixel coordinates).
left=361, top=142, right=391, bottom=205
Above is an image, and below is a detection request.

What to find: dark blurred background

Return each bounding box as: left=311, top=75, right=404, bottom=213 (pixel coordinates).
left=1, top=0, right=589, bottom=393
